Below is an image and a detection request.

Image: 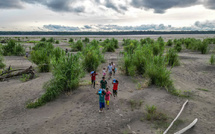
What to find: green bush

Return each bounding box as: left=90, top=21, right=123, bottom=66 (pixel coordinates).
left=46, top=37, right=55, bottom=43
left=122, top=39, right=131, bottom=46
left=210, top=54, right=215, bottom=65
left=124, top=42, right=138, bottom=54
left=140, top=38, right=154, bottom=45
left=174, top=41, right=182, bottom=52
left=27, top=53, right=84, bottom=108
left=55, top=40, right=60, bottom=44
left=122, top=44, right=173, bottom=89
left=166, top=39, right=173, bottom=46
left=111, top=38, right=119, bottom=48
left=2, top=40, right=25, bottom=56
left=69, top=38, right=74, bottom=43
left=72, top=40, right=83, bottom=51
left=199, top=40, right=209, bottom=54
left=40, top=37, right=46, bottom=42
left=102, top=42, right=115, bottom=53
left=0, top=55, right=5, bottom=69
left=83, top=37, right=90, bottom=43
left=166, top=48, right=180, bottom=66
left=30, top=48, right=51, bottom=72
left=83, top=43, right=104, bottom=72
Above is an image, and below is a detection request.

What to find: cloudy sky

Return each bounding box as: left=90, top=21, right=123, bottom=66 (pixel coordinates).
left=0, top=0, right=215, bottom=31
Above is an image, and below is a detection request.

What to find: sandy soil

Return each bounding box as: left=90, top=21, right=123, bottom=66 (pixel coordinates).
left=0, top=35, right=215, bottom=134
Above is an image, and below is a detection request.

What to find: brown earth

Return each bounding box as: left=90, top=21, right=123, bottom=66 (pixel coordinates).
left=0, top=35, right=215, bottom=134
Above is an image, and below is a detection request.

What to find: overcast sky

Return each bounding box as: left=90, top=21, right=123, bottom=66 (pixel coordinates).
left=0, top=0, right=215, bottom=31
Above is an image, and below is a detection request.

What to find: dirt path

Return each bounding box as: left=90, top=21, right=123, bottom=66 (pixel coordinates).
left=0, top=39, right=215, bottom=134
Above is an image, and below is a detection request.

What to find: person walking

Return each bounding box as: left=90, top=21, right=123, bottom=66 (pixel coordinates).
left=100, top=77, right=107, bottom=90
left=91, top=71, right=97, bottom=89
left=112, top=79, right=119, bottom=97
left=107, top=63, right=112, bottom=80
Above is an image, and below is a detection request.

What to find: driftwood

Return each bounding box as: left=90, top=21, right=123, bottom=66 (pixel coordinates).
left=163, top=100, right=189, bottom=134
left=174, top=118, right=198, bottom=134
left=0, top=66, right=35, bottom=81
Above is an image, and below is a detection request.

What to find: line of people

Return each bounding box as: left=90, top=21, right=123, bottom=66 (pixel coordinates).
left=90, top=62, right=119, bottom=112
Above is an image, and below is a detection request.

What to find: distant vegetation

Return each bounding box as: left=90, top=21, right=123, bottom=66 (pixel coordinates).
left=1, top=40, right=25, bottom=56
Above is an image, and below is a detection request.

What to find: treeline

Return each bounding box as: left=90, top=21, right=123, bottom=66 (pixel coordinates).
left=1, top=31, right=215, bottom=35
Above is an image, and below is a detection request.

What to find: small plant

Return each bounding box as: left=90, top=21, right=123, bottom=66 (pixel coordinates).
left=210, top=54, right=215, bottom=65
left=197, top=88, right=209, bottom=92
left=136, top=82, right=142, bottom=90
left=199, top=40, right=209, bottom=54
left=40, top=37, right=46, bottom=42
left=129, top=99, right=143, bottom=111
left=102, top=42, right=115, bottom=52
left=20, top=74, right=31, bottom=82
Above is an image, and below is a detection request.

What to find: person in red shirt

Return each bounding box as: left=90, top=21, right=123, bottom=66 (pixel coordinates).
left=112, top=79, right=119, bottom=97
left=91, top=71, right=97, bottom=89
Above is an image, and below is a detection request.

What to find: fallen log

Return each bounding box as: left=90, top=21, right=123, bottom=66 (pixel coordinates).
left=0, top=66, right=35, bottom=81
left=163, top=100, right=189, bottom=134
left=174, top=118, right=198, bottom=134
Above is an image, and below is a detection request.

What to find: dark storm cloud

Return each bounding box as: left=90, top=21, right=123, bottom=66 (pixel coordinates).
left=0, top=0, right=23, bottom=9
left=105, top=0, right=120, bottom=12
left=22, top=0, right=85, bottom=12
left=204, top=0, right=215, bottom=9
left=43, top=25, right=80, bottom=31
left=131, top=0, right=200, bottom=13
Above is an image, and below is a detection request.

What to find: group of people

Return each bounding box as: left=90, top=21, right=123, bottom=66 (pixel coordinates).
left=90, top=62, right=119, bottom=112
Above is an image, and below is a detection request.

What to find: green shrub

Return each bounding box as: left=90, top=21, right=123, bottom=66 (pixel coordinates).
left=122, top=39, right=131, bottom=46
left=90, top=39, right=99, bottom=48
left=210, top=54, right=215, bottom=65
left=140, top=38, right=154, bottom=45
left=27, top=53, right=84, bottom=108
left=40, top=37, right=46, bottom=42
left=111, top=38, right=119, bottom=48
left=30, top=48, right=51, bottom=72
left=2, top=40, right=25, bottom=56
left=0, top=55, right=5, bottom=69
left=69, top=38, right=74, bottom=43
left=199, top=40, right=209, bottom=54
left=166, top=39, right=173, bottom=46
left=83, top=37, right=90, bottom=43
left=102, top=42, right=115, bottom=53
left=55, top=40, right=60, bottom=44
left=83, top=43, right=104, bottom=72
left=20, top=74, right=32, bottom=82
left=72, top=40, right=83, bottom=51
left=47, top=37, right=55, bottom=43
left=166, top=48, right=180, bottom=66
left=124, top=42, right=138, bottom=54
left=145, top=56, right=173, bottom=88
left=174, top=41, right=182, bottom=52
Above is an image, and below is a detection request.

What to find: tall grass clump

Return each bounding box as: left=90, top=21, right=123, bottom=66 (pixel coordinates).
left=122, top=44, right=173, bottom=89
left=140, top=38, right=154, bottom=45
left=30, top=42, right=55, bottom=72
left=2, top=40, right=25, bottom=56
left=174, top=41, right=182, bottom=52
left=69, top=38, right=74, bottom=43
left=46, top=37, right=55, bottom=43
left=166, top=39, right=173, bottom=46
left=166, top=48, right=180, bottom=66
left=0, top=54, right=5, bottom=69
left=199, top=40, right=209, bottom=54
left=83, top=37, right=90, bottom=43
left=210, top=54, right=215, bottom=65
left=102, top=38, right=118, bottom=53
left=83, top=41, right=104, bottom=72
left=30, top=48, right=51, bottom=72
left=122, top=39, right=131, bottom=46
left=27, top=52, right=84, bottom=108
left=40, top=37, right=46, bottom=42
left=71, top=40, right=83, bottom=51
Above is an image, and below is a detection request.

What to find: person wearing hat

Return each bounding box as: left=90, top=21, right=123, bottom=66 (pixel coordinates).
left=112, top=79, right=119, bottom=97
